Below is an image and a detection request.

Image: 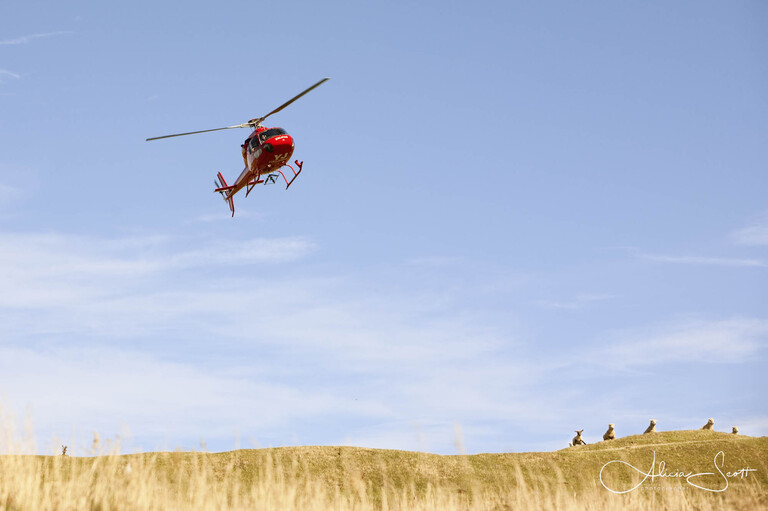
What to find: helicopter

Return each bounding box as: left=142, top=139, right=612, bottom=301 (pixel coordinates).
left=146, top=78, right=329, bottom=216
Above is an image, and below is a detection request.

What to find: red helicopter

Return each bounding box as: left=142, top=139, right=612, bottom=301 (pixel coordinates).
left=146, top=78, right=328, bottom=216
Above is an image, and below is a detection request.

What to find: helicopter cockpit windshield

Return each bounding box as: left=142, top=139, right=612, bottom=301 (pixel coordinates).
left=258, top=128, right=288, bottom=144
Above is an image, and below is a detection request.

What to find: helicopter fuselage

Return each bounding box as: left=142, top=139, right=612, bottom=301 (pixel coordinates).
left=229, top=126, right=296, bottom=197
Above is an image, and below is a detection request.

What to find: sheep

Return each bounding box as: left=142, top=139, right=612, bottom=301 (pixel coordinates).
left=603, top=423, right=615, bottom=441
left=732, top=426, right=739, bottom=435
left=643, top=419, right=657, bottom=434
left=570, top=429, right=586, bottom=446
left=702, top=418, right=714, bottom=430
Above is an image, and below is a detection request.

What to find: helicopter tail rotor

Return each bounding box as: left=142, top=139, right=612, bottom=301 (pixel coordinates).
left=214, top=172, right=236, bottom=216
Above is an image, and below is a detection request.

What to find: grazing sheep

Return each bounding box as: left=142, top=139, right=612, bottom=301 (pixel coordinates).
left=732, top=426, right=739, bottom=435
left=643, top=419, right=657, bottom=434
left=570, top=429, right=586, bottom=446
left=603, top=423, right=615, bottom=441
left=702, top=418, right=715, bottom=430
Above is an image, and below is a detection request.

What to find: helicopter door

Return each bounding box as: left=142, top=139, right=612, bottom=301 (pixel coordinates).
left=246, top=135, right=261, bottom=159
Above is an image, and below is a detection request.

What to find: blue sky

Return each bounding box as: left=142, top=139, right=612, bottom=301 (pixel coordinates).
left=1, top=0, right=766, bottom=455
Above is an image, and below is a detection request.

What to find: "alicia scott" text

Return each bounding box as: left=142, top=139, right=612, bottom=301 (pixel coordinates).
left=599, top=451, right=756, bottom=494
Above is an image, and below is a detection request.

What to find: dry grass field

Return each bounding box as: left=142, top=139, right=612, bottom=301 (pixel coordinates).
left=1, top=430, right=766, bottom=510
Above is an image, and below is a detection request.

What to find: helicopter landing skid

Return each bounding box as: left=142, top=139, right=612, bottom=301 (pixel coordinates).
left=275, top=160, right=303, bottom=189
left=214, top=160, right=304, bottom=217
left=243, top=159, right=302, bottom=197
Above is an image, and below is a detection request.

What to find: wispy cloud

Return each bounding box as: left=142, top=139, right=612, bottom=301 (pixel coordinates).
left=2, top=229, right=765, bottom=454
left=732, top=217, right=768, bottom=246
left=193, top=208, right=268, bottom=223
left=0, top=183, right=21, bottom=204
left=405, top=255, right=466, bottom=266
left=0, top=31, right=73, bottom=45
left=0, top=344, right=384, bottom=454
left=595, top=318, right=768, bottom=368
left=639, top=253, right=766, bottom=268
left=0, top=229, right=549, bottom=453
left=0, top=232, right=314, bottom=273
left=0, top=70, right=20, bottom=83
left=0, top=232, right=316, bottom=317
left=534, top=293, right=613, bottom=310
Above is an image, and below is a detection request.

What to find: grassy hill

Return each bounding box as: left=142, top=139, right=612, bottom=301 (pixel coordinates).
left=166, top=430, right=768, bottom=490
left=2, top=430, right=766, bottom=510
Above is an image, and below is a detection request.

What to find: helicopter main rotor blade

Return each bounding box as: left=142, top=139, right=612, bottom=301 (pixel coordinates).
left=146, top=78, right=328, bottom=142
left=146, top=123, right=252, bottom=142
left=252, top=78, right=329, bottom=125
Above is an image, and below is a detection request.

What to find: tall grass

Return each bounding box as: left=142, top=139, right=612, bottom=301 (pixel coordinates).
left=2, top=447, right=764, bottom=510
left=0, top=411, right=764, bottom=510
